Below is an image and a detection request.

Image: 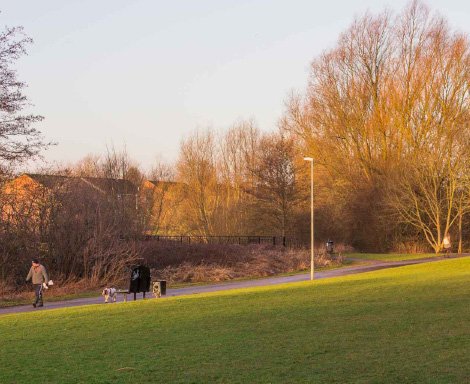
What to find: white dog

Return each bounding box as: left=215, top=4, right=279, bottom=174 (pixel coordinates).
left=101, top=287, right=117, bottom=303
left=152, top=282, right=161, bottom=298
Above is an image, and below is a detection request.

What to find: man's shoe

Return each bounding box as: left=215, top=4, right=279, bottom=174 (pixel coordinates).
left=32, top=303, right=37, bottom=308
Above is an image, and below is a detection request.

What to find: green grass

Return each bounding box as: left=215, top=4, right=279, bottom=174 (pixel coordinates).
left=1, top=258, right=469, bottom=384
left=347, top=252, right=441, bottom=262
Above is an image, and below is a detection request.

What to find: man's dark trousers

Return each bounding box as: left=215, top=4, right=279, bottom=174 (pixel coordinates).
left=34, top=284, right=43, bottom=306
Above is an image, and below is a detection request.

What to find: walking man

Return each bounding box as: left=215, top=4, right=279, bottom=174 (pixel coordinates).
left=25, top=259, right=49, bottom=308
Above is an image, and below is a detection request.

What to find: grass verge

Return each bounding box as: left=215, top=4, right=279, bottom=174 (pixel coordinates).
left=1, top=257, right=469, bottom=383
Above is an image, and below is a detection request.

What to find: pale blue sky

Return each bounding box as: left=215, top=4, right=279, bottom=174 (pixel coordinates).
left=2, top=0, right=469, bottom=170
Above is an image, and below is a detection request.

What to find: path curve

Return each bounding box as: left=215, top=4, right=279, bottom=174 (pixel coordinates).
left=1, top=254, right=467, bottom=316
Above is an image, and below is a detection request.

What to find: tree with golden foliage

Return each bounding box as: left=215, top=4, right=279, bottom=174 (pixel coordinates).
left=283, top=0, right=470, bottom=251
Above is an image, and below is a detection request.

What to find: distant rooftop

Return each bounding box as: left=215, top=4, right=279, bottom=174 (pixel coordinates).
left=24, top=174, right=138, bottom=195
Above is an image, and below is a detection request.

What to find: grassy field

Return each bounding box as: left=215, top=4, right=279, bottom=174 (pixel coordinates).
left=1, top=258, right=468, bottom=384
left=347, top=253, right=441, bottom=262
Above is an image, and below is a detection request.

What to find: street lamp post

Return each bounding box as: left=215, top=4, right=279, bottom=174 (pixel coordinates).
left=303, top=157, right=314, bottom=280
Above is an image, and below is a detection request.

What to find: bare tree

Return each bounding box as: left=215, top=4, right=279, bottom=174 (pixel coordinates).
left=246, top=132, right=303, bottom=237
left=177, top=130, right=218, bottom=236
left=101, top=145, right=139, bottom=181
left=0, top=23, right=46, bottom=166
left=141, top=161, right=182, bottom=234
left=177, top=130, right=222, bottom=236
left=388, top=148, right=468, bottom=253
left=218, top=119, right=260, bottom=234
left=73, top=154, right=102, bottom=177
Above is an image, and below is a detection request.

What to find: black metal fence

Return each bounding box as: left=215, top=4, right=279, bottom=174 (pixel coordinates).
left=144, top=235, right=308, bottom=248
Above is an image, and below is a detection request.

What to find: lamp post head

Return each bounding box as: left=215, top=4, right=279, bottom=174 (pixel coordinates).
left=303, top=157, right=314, bottom=162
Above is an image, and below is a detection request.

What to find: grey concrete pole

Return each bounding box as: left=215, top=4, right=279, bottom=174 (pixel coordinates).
left=303, top=157, right=314, bottom=281
left=310, top=159, right=314, bottom=280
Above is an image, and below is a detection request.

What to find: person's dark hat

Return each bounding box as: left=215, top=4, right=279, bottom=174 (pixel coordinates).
left=32, top=258, right=39, bottom=264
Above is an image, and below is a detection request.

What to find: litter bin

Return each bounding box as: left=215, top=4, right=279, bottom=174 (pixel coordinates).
left=326, top=240, right=334, bottom=254
left=129, top=265, right=151, bottom=300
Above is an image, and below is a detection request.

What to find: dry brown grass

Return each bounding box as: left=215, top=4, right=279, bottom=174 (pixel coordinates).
left=143, top=242, right=344, bottom=284
left=393, top=241, right=431, bottom=254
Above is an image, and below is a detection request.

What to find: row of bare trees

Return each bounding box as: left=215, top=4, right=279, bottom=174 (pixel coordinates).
left=173, top=122, right=306, bottom=238
left=68, top=125, right=307, bottom=240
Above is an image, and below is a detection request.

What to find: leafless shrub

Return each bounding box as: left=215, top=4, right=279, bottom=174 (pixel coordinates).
left=393, top=241, right=431, bottom=254
left=83, top=233, right=142, bottom=286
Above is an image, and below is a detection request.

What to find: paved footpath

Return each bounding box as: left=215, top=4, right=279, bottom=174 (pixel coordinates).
left=1, top=254, right=467, bottom=316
